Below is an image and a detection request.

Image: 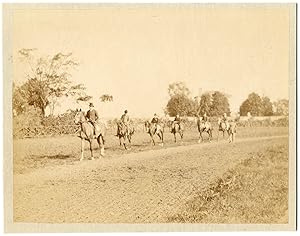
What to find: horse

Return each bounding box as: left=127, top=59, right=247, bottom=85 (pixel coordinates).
left=197, top=119, right=213, bottom=143
left=144, top=121, right=164, bottom=146
left=116, top=122, right=135, bottom=150
left=170, top=122, right=183, bottom=143
left=217, top=119, right=229, bottom=141
left=74, top=109, right=106, bottom=161
left=217, top=119, right=237, bottom=143
left=228, top=122, right=237, bottom=143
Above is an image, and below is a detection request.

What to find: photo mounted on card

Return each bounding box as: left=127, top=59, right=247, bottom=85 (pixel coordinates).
left=3, top=3, right=296, bottom=232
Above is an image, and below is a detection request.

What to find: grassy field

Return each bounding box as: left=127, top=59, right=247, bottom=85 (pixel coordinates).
left=167, top=140, right=288, bottom=223
left=13, top=127, right=288, bottom=174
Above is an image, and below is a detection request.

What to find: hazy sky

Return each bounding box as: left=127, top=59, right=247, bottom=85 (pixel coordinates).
left=11, top=5, right=292, bottom=117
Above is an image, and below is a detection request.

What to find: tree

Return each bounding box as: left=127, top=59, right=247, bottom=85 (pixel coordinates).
left=210, top=91, right=230, bottom=116
left=274, top=99, right=289, bottom=116
left=261, top=96, right=274, bottom=116
left=100, top=94, right=113, bottom=102
left=197, top=93, right=212, bottom=116
left=16, top=49, right=89, bottom=116
left=13, top=82, right=27, bottom=115
left=165, top=94, right=196, bottom=117
left=168, top=82, right=191, bottom=97
left=239, top=92, right=263, bottom=116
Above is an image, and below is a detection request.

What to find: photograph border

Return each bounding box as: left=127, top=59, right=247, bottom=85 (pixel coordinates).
left=3, top=3, right=297, bottom=232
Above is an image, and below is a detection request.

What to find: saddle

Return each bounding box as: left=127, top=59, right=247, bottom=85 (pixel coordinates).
left=88, top=121, right=105, bottom=136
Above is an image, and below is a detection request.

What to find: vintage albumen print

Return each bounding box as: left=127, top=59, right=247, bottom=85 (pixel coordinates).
left=3, top=4, right=296, bottom=232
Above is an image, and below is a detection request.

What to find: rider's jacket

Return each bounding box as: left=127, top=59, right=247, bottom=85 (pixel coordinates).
left=121, top=114, right=130, bottom=124
left=174, top=117, right=181, bottom=122
left=151, top=117, right=159, bottom=124
left=86, top=109, right=99, bottom=122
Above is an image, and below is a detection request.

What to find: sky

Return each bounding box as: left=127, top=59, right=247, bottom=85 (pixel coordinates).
left=10, top=4, right=293, bottom=118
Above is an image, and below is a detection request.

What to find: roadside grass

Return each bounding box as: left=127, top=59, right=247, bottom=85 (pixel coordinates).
left=167, top=141, right=288, bottom=223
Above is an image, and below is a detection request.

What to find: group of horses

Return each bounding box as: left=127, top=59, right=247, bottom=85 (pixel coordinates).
left=74, top=110, right=237, bottom=161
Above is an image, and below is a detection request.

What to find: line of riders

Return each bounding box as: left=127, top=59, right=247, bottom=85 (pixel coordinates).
left=84, top=102, right=233, bottom=138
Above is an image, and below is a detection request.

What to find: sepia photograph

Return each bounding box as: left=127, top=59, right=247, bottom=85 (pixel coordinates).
left=3, top=3, right=296, bottom=232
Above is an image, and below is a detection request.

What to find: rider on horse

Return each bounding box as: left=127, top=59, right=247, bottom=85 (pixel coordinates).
left=151, top=113, right=160, bottom=131
left=86, top=103, right=99, bottom=135
left=219, top=113, right=230, bottom=130
left=117, top=110, right=130, bottom=136
left=172, top=114, right=182, bottom=130
left=202, top=112, right=210, bottom=131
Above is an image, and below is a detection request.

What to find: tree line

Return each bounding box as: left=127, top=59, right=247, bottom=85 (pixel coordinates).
left=165, top=82, right=288, bottom=117
left=13, top=49, right=288, bottom=121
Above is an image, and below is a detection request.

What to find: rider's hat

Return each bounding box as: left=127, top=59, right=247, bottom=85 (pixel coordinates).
left=89, top=103, right=94, bottom=107
left=124, top=110, right=128, bottom=113
left=154, top=113, right=157, bottom=116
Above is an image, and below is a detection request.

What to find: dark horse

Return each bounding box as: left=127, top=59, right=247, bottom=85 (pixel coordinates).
left=197, top=119, right=213, bottom=143
left=144, top=121, right=164, bottom=146
left=171, top=122, right=183, bottom=143
left=74, top=110, right=106, bottom=161
left=116, top=122, right=135, bottom=150
left=217, top=119, right=229, bottom=141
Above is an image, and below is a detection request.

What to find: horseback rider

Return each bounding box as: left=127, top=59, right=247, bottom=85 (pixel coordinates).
left=220, top=112, right=229, bottom=130
left=172, top=114, right=182, bottom=130
left=151, top=113, right=159, bottom=125
left=151, top=113, right=160, bottom=131
left=86, top=103, right=99, bottom=135
left=202, top=112, right=210, bottom=131
left=117, top=110, right=130, bottom=135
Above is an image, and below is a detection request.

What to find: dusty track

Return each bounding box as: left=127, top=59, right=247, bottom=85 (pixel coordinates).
left=14, top=135, right=288, bottom=223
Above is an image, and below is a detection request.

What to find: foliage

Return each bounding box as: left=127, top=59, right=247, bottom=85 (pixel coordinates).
left=197, top=93, right=212, bottom=116
left=240, top=93, right=275, bottom=116
left=166, top=94, right=196, bottom=117
left=165, top=82, right=196, bottom=116
left=261, top=96, right=274, bottom=116
left=15, top=49, right=89, bottom=116
left=100, top=94, right=113, bottom=102
left=273, top=99, right=289, bottom=116
left=168, top=82, right=191, bottom=97
left=239, top=92, right=263, bottom=116
left=210, top=91, right=230, bottom=116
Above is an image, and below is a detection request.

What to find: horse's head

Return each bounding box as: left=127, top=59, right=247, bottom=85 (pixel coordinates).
left=74, top=109, right=85, bottom=124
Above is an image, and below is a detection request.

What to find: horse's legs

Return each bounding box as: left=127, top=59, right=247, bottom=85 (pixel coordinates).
left=156, top=133, right=162, bottom=146
left=89, top=140, right=94, bottom=160
left=119, top=137, right=122, bottom=146
left=174, top=133, right=177, bottom=143
left=80, top=139, right=85, bottom=161
left=97, top=135, right=105, bottom=157
left=127, top=135, right=132, bottom=150
left=150, top=134, right=155, bottom=146
left=198, top=131, right=203, bottom=143
left=101, top=135, right=105, bottom=145
left=123, top=137, right=127, bottom=150
left=159, top=131, right=164, bottom=146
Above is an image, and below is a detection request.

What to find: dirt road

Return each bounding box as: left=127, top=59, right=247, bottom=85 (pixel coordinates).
left=13, top=135, right=288, bottom=223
